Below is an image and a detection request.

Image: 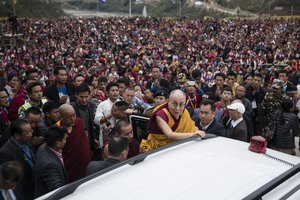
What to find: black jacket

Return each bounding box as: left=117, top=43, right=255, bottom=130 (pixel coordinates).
left=0, top=138, right=35, bottom=200
left=245, top=86, right=266, bottom=110
left=197, top=118, right=226, bottom=137
left=44, top=83, right=76, bottom=103
left=34, top=144, right=68, bottom=198
left=272, top=111, right=300, bottom=149
left=72, top=101, right=99, bottom=156
left=86, top=157, right=120, bottom=176
left=226, top=119, right=248, bottom=142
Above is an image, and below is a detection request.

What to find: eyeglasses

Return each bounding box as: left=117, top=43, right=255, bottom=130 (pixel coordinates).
left=170, top=101, right=185, bottom=108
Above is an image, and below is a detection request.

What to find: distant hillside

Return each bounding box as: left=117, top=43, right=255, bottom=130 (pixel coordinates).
left=61, top=0, right=300, bottom=18
left=8, top=0, right=296, bottom=19
left=214, top=0, right=300, bottom=15
left=0, top=0, right=65, bottom=18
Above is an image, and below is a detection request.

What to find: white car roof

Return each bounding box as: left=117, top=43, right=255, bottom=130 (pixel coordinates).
left=37, top=135, right=300, bottom=200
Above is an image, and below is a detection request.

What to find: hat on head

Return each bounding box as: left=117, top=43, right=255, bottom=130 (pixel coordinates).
left=153, top=90, right=169, bottom=98
left=272, top=79, right=283, bottom=89
left=227, top=102, right=245, bottom=114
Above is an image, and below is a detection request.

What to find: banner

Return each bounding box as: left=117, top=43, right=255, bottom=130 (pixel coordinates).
left=99, top=0, right=106, bottom=4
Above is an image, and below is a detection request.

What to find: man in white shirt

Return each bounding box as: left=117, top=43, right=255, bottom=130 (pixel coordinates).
left=94, top=82, right=120, bottom=148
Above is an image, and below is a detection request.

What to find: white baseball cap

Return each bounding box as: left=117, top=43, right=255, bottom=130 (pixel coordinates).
left=227, top=102, right=245, bottom=114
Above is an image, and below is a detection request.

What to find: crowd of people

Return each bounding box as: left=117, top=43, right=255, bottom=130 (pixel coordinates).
left=0, top=16, right=299, bottom=199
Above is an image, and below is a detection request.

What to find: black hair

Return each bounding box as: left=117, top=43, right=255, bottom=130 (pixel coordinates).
left=25, top=81, right=41, bottom=94
left=227, top=71, right=237, bottom=78
left=200, top=98, right=216, bottom=112
left=278, top=70, right=288, bottom=76
left=159, top=79, right=170, bottom=90
left=214, top=72, right=226, bottom=81
left=278, top=98, right=294, bottom=125
left=114, top=119, right=131, bottom=135
left=192, top=69, right=201, bottom=79
left=7, top=73, right=18, bottom=82
left=54, top=67, right=66, bottom=75
left=0, top=161, right=24, bottom=183
left=244, top=74, right=253, bottom=80
left=21, top=77, right=33, bottom=85
left=114, top=101, right=129, bottom=111
left=76, top=82, right=91, bottom=94
left=85, top=75, right=96, bottom=86
left=42, top=101, right=60, bottom=115
left=105, top=82, right=119, bottom=93
left=221, top=86, right=233, bottom=94
left=44, top=126, right=67, bottom=147
left=124, top=86, right=134, bottom=93
left=25, top=68, right=38, bottom=77
left=10, top=119, right=29, bottom=137
left=73, top=74, right=85, bottom=82
left=254, top=73, right=263, bottom=79
left=24, top=106, right=42, bottom=118
left=108, top=135, right=129, bottom=157
left=98, top=77, right=107, bottom=83
left=117, top=78, right=130, bottom=87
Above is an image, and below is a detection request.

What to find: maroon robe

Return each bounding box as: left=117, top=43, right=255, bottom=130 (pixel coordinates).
left=58, top=118, right=92, bottom=182
left=127, top=138, right=140, bottom=159
left=8, top=91, right=26, bottom=121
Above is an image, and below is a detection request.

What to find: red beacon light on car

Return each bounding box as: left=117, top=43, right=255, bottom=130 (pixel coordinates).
left=249, top=136, right=267, bottom=153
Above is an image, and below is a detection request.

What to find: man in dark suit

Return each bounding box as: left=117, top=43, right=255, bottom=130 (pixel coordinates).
left=44, top=67, right=75, bottom=104
left=0, top=161, right=24, bottom=200
left=86, top=135, right=129, bottom=176
left=227, top=102, right=248, bottom=142
left=193, top=99, right=226, bottom=137
left=0, top=119, right=35, bottom=200
left=34, top=126, right=68, bottom=198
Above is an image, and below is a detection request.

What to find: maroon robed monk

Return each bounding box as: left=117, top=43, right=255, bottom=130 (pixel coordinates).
left=56, top=104, right=91, bottom=182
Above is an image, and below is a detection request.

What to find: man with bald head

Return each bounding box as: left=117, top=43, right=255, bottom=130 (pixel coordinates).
left=56, top=104, right=91, bottom=182
left=140, top=89, right=205, bottom=152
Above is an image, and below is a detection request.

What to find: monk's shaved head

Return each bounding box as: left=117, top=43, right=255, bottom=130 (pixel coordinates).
left=167, top=89, right=186, bottom=119
left=59, top=104, right=76, bottom=127
left=169, top=89, right=186, bottom=101
left=59, top=104, right=74, bottom=115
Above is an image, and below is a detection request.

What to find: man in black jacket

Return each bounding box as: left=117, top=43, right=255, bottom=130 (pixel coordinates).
left=34, top=126, right=68, bottom=198
left=227, top=102, right=248, bottom=142
left=44, top=67, right=75, bottom=104
left=86, top=135, right=129, bottom=176
left=205, top=72, right=228, bottom=102
left=0, top=119, right=34, bottom=200
left=194, top=99, right=226, bottom=137
left=245, top=74, right=266, bottom=135
left=72, top=83, right=99, bottom=160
